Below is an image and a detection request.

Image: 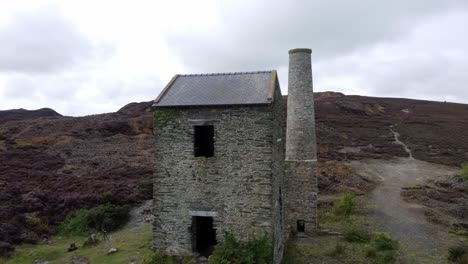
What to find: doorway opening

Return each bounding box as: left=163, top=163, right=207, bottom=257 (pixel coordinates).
left=297, top=219, right=305, bottom=233
left=192, top=216, right=217, bottom=257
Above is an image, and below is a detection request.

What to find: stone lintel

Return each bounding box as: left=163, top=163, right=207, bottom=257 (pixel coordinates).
left=189, top=210, right=218, bottom=217
left=188, top=119, right=221, bottom=126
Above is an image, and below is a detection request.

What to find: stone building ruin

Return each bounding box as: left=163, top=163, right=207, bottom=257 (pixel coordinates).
left=152, top=48, right=318, bottom=263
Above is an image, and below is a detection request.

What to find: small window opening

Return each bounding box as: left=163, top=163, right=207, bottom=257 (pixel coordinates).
left=297, top=220, right=305, bottom=233
left=194, top=125, right=214, bottom=157
left=192, top=216, right=217, bottom=257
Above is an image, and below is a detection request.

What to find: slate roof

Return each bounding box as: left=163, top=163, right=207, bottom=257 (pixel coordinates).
left=153, top=71, right=277, bottom=107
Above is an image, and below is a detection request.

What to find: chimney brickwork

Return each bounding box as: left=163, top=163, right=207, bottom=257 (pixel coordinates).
left=285, top=48, right=318, bottom=235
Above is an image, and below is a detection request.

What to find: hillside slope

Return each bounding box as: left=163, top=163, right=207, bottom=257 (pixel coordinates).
left=0, top=94, right=467, bottom=256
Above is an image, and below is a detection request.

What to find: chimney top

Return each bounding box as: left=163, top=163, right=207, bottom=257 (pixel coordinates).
left=288, top=48, right=312, bottom=54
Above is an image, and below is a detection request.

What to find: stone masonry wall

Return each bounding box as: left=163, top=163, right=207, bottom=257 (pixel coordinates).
left=153, top=105, right=278, bottom=254
left=270, top=81, right=287, bottom=264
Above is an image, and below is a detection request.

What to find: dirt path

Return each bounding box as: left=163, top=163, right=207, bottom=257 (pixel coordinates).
left=350, top=129, right=459, bottom=263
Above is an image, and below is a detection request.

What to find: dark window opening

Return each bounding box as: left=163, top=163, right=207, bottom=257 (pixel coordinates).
left=194, top=125, right=214, bottom=157
left=297, top=220, right=305, bottom=233
left=192, top=216, right=217, bottom=257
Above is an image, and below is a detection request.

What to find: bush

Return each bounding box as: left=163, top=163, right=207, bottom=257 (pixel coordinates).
left=335, top=192, right=358, bottom=217
left=59, top=204, right=130, bottom=236
left=24, top=213, right=50, bottom=234
left=208, top=233, right=273, bottom=264
left=138, top=181, right=154, bottom=199
left=461, top=164, right=468, bottom=182
left=343, top=225, right=371, bottom=243
left=448, top=245, right=468, bottom=263
left=365, top=232, right=399, bottom=264
left=372, top=232, right=399, bottom=251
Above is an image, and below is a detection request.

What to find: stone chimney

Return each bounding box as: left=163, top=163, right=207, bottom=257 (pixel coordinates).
left=285, top=48, right=318, bottom=235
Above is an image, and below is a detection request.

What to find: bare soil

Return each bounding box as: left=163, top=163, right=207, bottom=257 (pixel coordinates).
left=351, top=158, right=460, bottom=263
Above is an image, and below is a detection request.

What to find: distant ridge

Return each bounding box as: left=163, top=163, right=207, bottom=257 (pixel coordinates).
left=0, top=108, right=61, bottom=124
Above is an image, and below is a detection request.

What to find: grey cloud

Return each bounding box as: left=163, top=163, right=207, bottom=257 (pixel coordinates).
left=2, top=72, right=85, bottom=100
left=165, top=0, right=468, bottom=73
left=0, top=6, right=94, bottom=73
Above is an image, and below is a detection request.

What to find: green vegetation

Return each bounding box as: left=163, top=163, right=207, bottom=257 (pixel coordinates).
left=138, top=181, right=154, bottom=199
left=449, top=228, right=468, bottom=241
left=3, top=226, right=153, bottom=264
left=326, top=243, right=346, bottom=257
left=365, top=232, right=399, bottom=263
left=448, top=245, right=468, bottom=263
left=343, top=225, right=371, bottom=243
left=145, top=252, right=195, bottom=264
left=59, top=204, right=130, bottom=236
left=24, top=213, right=50, bottom=235
left=209, top=233, right=273, bottom=264
left=284, top=194, right=400, bottom=263
left=154, top=109, right=179, bottom=128
left=461, top=163, right=468, bottom=182
left=334, top=192, right=358, bottom=217
left=402, top=184, right=424, bottom=190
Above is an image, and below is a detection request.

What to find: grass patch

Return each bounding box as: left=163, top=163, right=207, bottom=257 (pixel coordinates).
left=285, top=194, right=399, bottom=264
left=208, top=233, right=273, bottom=264
left=326, top=243, right=346, bottom=257
left=59, top=204, right=130, bottom=236
left=145, top=252, right=196, bottom=264
left=450, top=228, right=468, bottom=237
left=3, top=226, right=153, bottom=264
left=402, top=184, right=424, bottom=190
left=461, top=163, right=468, bottom=182
left=15, top=136, right=55, bottom=146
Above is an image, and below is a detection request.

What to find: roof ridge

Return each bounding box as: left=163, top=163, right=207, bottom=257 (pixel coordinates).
left=178, top=70, right=273, bottom=77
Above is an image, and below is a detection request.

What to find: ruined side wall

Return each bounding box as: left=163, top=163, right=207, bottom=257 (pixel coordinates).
left=153, top=106, right=275, bottom=254
left=270, top=81, right=287, bottom=264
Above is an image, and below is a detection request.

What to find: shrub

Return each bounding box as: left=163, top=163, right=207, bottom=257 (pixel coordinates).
left=365, top=232, right=399, bottom=264
left=138, top=181, right=154, bottom=199
left=0, top=129, right=6, bottom=140
left=59, top=204, right=130, bottom=236
left=24, top=213, right=50, bottom=234
left=335, top=192, right=358, bottom=217
left=448, top=245, right=468, bottom=263
left=208, top=233, right=273, bottom=264
left=343, top=225, right=371, bottom=243
left=461, top=164, right=468, bottom=182
left=372, top=232, right=399, bottom=251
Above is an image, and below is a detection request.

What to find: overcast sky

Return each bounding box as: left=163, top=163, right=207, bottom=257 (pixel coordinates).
left=0, top=1, right=467, bottom=116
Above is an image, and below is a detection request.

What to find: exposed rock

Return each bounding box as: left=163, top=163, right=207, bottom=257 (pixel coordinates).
left=106, top=247, right=118, bottom=255
left=336, top=101, right=385, bottom=115
left=126, top=200, right=154, bottom=227
left=32, top=260, right=50, bottom=264
left=71, top=255, right=90, bottom=264
left=67, top=243, right=78, bottom=252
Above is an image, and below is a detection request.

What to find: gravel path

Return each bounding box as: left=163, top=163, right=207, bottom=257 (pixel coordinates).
left=350, top=129, right=459, bottom=263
